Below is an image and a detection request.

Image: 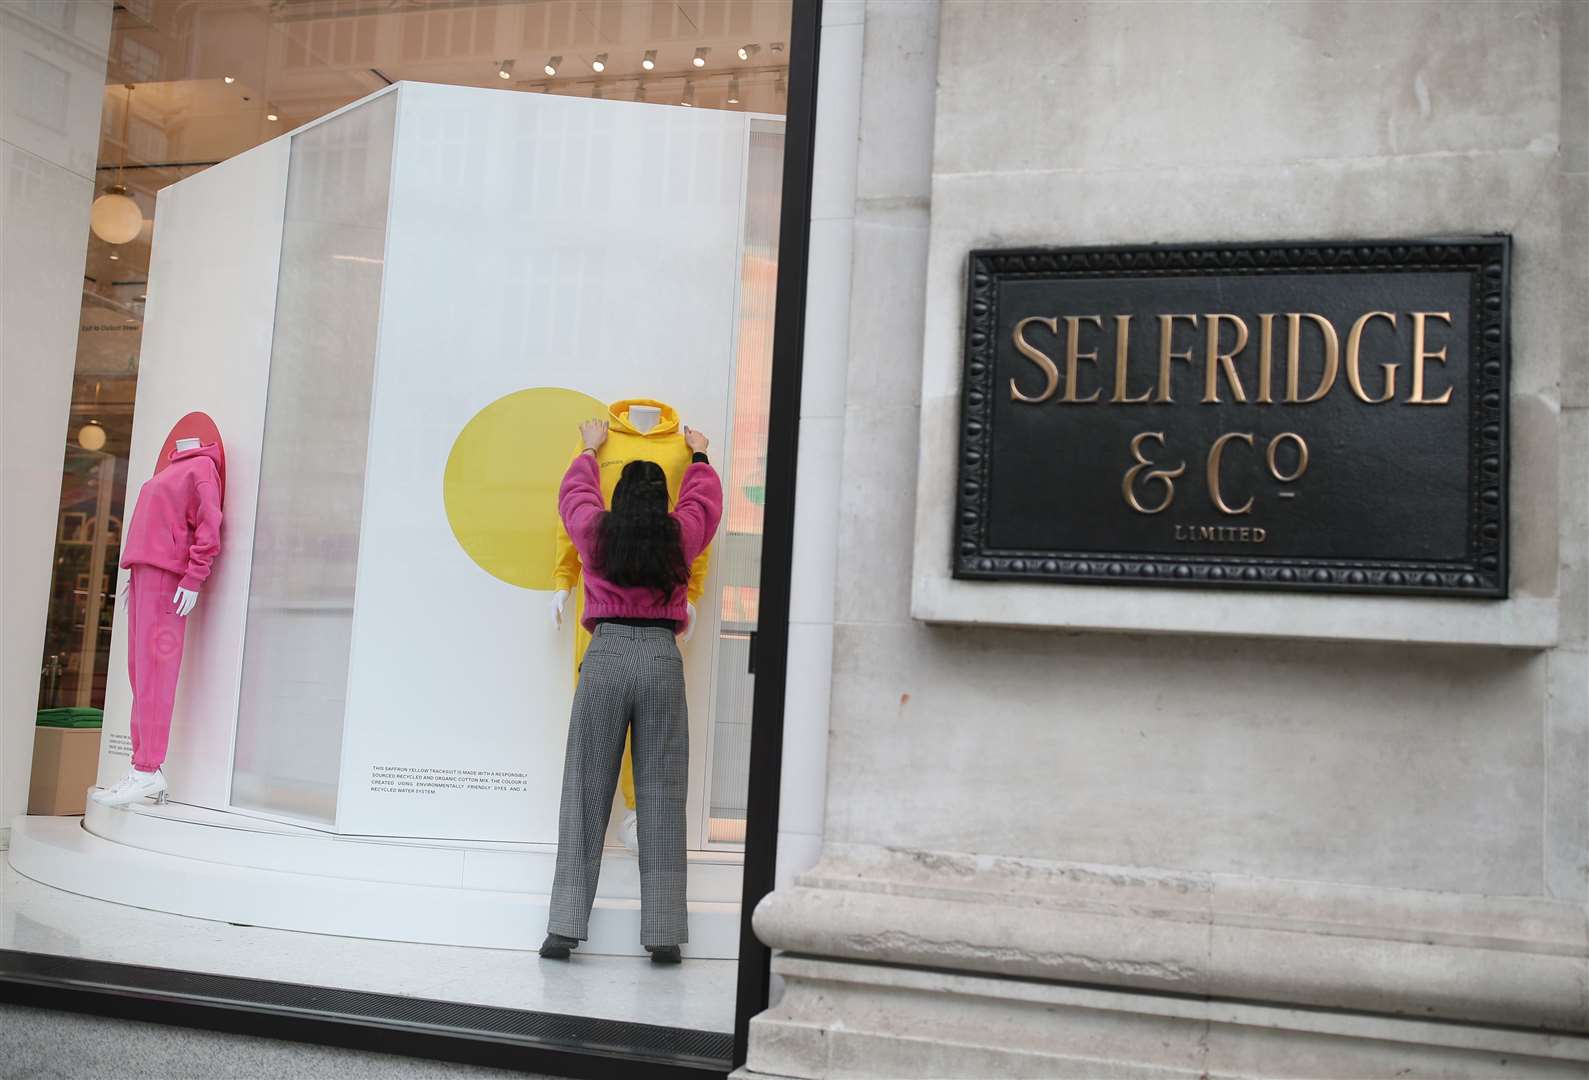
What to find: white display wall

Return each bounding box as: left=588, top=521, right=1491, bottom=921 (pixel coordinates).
left=338, top=83, right=750, bottom=843
left=100, top=82, right=770, bottom=851
left=95, top=138, right=291, bottom=810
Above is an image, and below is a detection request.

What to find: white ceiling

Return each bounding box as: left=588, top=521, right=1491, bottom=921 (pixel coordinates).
left=79, top=0, right=792, bottom=406
left=104, top=0, right=792, bottom=165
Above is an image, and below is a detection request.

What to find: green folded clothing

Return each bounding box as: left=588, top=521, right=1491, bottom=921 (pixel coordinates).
left=36, top=707, right=103, bottom=729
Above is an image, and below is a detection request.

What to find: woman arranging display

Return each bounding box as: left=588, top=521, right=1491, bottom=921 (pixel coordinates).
left=541, top=418, right=723, bottom=964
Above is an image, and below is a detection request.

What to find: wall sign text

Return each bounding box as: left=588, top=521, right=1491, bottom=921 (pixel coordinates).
left=954, top=239, right=1510, bottom=596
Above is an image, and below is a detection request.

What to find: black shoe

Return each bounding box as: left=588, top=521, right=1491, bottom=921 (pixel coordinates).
left=646, top=945, right=681, bottom=965
left=540, top=933, right=579, bottom=959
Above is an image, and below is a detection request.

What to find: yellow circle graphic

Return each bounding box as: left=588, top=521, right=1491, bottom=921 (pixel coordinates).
left=444, top=387, right=606, bottom=590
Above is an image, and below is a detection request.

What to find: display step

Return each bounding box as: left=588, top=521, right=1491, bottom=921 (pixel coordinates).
left=81, top=797, right=745, bottom=902
left=8, top=807, right=743, bottom=958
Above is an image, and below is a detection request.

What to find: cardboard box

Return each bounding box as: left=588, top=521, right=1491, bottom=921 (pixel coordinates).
left=28, top=727, right=102, bottom=816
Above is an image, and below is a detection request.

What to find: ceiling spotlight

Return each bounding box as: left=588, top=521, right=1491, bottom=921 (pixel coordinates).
left=641, top=49, right=656, bottom=71
left=727, top=77, right=741, bottom=104
left=498, top=59, right=514, bottom=80
left=544, top=55, right=561, bottom=76
left=681, top=80, right=695, bottom=107
left=266, top=106, right=279, bottom=121
left=692, top=47, right=708, bottom=68
left=737, top=43, right=759, bottom=61
left=770, top=42, right=785, bottom=53
left=223, top=74, right=235, bottom=84
left=108, top=252, right=119, bottom=260
left=78, top=421, right=107, bottom=452
left=591, top=52, right=607, bottom=73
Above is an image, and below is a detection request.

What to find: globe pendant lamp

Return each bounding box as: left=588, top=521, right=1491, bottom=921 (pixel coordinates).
left=90, top=184, right=140, bottom=245
left=77, top=421, right=107, bottom=452
left=78, top=382, right=108, bottom=451
left=90, top=85, right=142, bottom=246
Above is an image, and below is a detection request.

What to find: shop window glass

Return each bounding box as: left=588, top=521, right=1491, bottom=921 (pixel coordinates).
left=23, top=0, right=799, bottom=1048
left=707, top=122, right=784, bottom=844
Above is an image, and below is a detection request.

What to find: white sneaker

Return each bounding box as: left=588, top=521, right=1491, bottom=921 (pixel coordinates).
left=95, top=767, right=168, bottom=809
left=89, top=770, right=138, bottom=805
left=619, top=810, right=639, bottom=853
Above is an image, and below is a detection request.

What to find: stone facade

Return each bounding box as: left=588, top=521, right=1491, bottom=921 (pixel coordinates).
left=742, top=1, right=1589, bottom=1076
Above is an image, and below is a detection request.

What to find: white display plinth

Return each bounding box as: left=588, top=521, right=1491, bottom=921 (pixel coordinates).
left=9, top=802, right=743, bottom=956
left=26, top=82, right=779, bottom=955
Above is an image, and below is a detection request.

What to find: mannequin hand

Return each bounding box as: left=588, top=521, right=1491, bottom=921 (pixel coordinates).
left=552, top=589, right=569, bottom=629
left=579, top=419, right=609, bottom=452
left=681, top=601, right=697, bottom=642
left=172, top=587, right=199, bottom=617
left=683, top=426, right=709, bottom=455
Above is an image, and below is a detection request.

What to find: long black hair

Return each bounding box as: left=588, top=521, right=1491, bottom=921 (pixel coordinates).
left=595, top=460, right=690, bottom=598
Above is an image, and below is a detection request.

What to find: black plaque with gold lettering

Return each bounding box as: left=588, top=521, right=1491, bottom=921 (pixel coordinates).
left=954, top=238, right=1509, bottom=596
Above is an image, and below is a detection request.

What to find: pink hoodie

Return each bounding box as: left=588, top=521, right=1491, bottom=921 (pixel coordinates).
left=558, top=452, right=723, bottom=630
left=120, top=443, right=224, bottom=592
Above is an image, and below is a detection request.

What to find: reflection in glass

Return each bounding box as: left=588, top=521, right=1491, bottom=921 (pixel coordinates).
left=38, top=448, right=124, bottom=710
left=708, top=123, right=784, bottom=846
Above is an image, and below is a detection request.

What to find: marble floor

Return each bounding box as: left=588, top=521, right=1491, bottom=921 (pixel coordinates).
left=1, top=862, right=737, bottom=1033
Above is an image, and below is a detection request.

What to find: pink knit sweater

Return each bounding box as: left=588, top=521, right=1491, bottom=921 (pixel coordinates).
left=558, top=451, right=723, bottom=630
left=119, top=443, right=224, bottom=591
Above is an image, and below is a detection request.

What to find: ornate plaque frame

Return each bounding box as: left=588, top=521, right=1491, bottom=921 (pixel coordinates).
left=954, top=238, right=1510, bottom=597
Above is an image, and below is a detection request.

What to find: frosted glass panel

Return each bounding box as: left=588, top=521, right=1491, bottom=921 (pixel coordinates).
left=708, top=124, right=784, bottom=842
left=230, top=95, right=396, bottom=824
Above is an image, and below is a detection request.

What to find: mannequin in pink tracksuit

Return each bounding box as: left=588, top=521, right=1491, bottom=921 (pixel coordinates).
left=104, top=441, right=223, bottom=799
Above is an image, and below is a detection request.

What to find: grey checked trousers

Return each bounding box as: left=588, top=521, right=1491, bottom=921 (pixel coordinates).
left=547, top=624, right=690, bottom=946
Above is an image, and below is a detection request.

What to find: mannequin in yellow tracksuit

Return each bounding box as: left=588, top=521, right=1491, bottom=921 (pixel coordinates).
left=552, top=399, right=709, bottom=813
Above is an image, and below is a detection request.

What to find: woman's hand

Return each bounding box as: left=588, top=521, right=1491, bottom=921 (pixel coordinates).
left=580, top=419, right=609, bottom=452
left=684, top=426, right=709, bottom=454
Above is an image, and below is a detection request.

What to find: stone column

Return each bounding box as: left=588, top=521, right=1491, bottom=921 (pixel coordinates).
left=742, top=1, right=1589, bottom=1076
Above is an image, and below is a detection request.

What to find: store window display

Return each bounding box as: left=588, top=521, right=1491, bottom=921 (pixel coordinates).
left=44, top=81, right=768, bottom=947
left=551, top=399, right=712, bottom=852
left=34, top=0, right=793, bottom=727
left=10, top=0, right=800, bottom=1055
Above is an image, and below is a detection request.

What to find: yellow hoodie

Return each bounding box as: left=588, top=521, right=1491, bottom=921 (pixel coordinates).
left=551, top=399, right=711, bottom=809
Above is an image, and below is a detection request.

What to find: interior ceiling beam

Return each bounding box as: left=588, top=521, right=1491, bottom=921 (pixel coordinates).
left=96, top=160, right=219, bottom=171
left=267, top=0, right=506, bottom=22
left=518, top=62, right=790, bottom=91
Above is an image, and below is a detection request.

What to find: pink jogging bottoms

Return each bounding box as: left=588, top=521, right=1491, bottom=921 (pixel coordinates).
left=125, top=565, right=188, bottom=771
